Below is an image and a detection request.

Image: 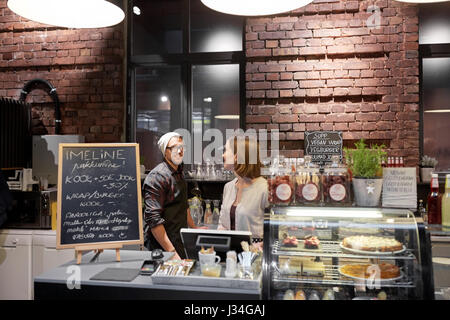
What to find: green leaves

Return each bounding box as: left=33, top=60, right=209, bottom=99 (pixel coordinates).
left=344, top=139, right=387, bottom=178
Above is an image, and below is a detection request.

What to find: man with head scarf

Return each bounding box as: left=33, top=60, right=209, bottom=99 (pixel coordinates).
left=142, top=132, right=197, bottom=259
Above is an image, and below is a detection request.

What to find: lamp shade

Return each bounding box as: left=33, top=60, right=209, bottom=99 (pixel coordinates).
left=200, top=0, right=314, bottom=16
left=7, top=0, right=125, bottom=29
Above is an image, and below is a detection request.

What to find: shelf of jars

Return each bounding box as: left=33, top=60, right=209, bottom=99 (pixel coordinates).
left=266, top=155, right=351, bottom=207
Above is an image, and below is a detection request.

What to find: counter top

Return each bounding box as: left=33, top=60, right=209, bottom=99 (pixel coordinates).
left=34, top=249, right=261, bottom=300
left=428, top=225, right=450, bottom=242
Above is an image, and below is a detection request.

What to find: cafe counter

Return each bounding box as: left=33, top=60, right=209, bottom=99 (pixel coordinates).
left=33, top=249, right=261, bottom=300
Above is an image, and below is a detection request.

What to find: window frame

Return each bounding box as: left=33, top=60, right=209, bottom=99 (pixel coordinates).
left=126, top=0, right=246, bottom=143
left=419, top=43, right=450, bottom=160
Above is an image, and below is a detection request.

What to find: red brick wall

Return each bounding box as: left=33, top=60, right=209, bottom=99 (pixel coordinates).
left=0, top=0, right=124, bottom=142
left=245, top=0, right=419, bottom=166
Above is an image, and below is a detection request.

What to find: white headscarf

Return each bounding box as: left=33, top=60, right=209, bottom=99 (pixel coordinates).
left=157, top=132, right=181, bottom=155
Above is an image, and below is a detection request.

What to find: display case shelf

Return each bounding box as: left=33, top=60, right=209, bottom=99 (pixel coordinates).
left=272, top=240, right=417, bottom=260
left=271, top=263, right=415, bottom=288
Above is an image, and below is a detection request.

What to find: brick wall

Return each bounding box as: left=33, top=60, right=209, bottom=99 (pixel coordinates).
left=0, top=0, right=124, bottom=142
left=245, top=0, right=420, bottom=166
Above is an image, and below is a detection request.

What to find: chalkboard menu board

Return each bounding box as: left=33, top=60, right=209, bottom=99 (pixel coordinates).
left=305, top=131, right=343, bottom=165
left=56, top=143, right=143, bottom=249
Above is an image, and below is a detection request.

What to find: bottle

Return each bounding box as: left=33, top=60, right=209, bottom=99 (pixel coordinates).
left=394, top=157, right=399, bottom=168
left=427, top=173, right=441, bottom=225
left=212, top=200, right=220, bottom=225
left=387, top=157, right=392, bottom=168
left=225, top=251, right=237, bottom=278
left=203, top=200, right=212, bottom=225
left=400, top=157, right=404, bottom=167
left=418, top=199, right=427, bottom=225
left=441, top=174, right=450, bottom=230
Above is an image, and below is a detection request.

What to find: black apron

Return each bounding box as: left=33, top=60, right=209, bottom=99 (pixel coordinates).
left=145, top=178, right=188, bottom=259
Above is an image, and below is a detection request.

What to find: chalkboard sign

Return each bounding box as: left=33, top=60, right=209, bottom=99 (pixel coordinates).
left=56, top=143, right=143, bottom=249
left=304, top=131, right=343, bottom=165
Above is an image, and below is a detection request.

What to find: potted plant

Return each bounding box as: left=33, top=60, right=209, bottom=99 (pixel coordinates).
left=344, top=139, right=387, bottom=207
left=420, top=155, right=438, bottom=183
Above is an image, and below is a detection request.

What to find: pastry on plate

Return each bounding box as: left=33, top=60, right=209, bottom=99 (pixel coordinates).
left=304, top=235, right=320, bottom=249
left=342, top=236, right=403, bottom=252
left=340, top=263, right=400, bottom=280
left=282, top=235, right=298, bottom=247
left=301, top=258, right=325, bottom=277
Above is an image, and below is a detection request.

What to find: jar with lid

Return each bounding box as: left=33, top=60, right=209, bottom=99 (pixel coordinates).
left=322, top=155, right=351, bottom=205
left=268, top=157, right=294, bottom=206
left=294, top=155, right=322, bottom=205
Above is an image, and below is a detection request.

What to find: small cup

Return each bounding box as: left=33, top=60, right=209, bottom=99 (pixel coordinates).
left=200, top=263, right=222, bottom=277
left=198, top=251, right=221, bottom=265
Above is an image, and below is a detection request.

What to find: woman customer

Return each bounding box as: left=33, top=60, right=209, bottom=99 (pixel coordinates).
left=218, top=135, right=269, bottom=245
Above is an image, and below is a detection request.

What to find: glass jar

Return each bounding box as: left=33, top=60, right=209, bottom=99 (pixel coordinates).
left=260, top=157, right=272, bottom=179
left=268, top=157, right=294, bottom=206
left=294, top=155, right=321, bottom=205
left=322, top=155, right=351, bottom=205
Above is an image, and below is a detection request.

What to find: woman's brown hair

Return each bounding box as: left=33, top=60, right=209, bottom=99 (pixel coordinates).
left=230, top=135, right=262, bottom=179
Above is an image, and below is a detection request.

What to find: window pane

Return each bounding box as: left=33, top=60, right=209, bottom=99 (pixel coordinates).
left=190, top=0, right=243, bottom=53
left=136, top=65, right=182, bottom=170
left=423, top=57, right=450, bottom=171
left=132, top=0, right=183, bottom=55
left=192, top=64, right=240, bottom=164
left=419, top=3, right=450, bottom=45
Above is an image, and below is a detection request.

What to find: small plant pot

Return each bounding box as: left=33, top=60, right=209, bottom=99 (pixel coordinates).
left=352, top=177, right=383, bottom=207
left=420, top=167, right=434, bottom=183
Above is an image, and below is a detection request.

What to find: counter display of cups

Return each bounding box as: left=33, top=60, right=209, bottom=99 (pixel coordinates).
left=198, top=246, right=221, bottom=265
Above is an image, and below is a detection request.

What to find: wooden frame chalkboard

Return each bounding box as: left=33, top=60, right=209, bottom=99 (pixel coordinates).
left=56, top=143, right=143, bottom=251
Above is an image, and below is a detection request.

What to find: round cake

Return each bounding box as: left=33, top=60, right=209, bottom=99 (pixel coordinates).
left=342, top=236, right=403, bottom=252
left=340, top=263, right=400, bottom=280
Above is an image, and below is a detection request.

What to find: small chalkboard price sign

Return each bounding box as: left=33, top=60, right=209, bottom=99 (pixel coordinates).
left=56, top=143, right=143, bottom=264
left=304, top=131, right=343, bottom=166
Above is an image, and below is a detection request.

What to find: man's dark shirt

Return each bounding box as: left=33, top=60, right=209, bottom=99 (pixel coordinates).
left=142, top=160, right=185, bottom=232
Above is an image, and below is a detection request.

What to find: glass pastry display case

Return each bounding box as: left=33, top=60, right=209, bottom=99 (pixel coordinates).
left=262, top=206, right=435, bottom=300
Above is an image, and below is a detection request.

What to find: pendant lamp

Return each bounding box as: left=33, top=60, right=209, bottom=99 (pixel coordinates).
left=7, top=0, right=125, bottom=29
left=200, top=0, right=314, bottom=16
left=393, top=0, right=450, bottom=3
